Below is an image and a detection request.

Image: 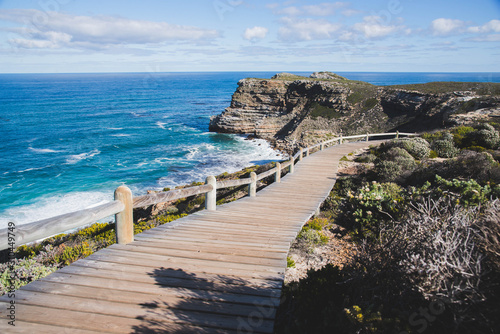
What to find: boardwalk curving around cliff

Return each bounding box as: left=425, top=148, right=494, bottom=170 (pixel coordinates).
left=0, top=141, right=384, bottom=333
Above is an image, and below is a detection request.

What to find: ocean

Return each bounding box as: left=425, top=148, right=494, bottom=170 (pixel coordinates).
left=1, top=71, right=500, bottom=228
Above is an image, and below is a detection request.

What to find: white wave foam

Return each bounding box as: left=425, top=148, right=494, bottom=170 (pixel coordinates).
left=66, top=149, right=100, bottom=164
left=28, top=147, right=62, bottom=153
left=111, top=134, right=131, bottom=137
left=0, top=191, right=113, bottom=229
left=156, top=121, right=167, bottom=129
left=157, top=135, right=286, bottom=189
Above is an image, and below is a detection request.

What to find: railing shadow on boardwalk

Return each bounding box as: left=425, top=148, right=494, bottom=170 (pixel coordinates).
left=131, top=268, right=280, bottom=334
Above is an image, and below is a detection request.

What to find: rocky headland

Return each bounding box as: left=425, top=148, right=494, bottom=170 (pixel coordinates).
left=209, top=71, right=500, bottom=152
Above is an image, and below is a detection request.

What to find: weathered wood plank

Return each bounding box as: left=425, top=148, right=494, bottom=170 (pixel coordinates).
left=133, top=184, right=213, bottom=209
left=17, top=280, right=278, bottom=319
left=34, top=273, right=281, bottom=306
left=0, top=201, right=124, bottom=250
left=0, top=302, right=244, bottom=334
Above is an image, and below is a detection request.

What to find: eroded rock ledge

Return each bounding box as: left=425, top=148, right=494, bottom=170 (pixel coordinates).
left=209, top=72, right=500, bottom=152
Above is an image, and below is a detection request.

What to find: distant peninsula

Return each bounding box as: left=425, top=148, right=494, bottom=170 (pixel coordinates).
left=209, top=71, right=500, bottom=152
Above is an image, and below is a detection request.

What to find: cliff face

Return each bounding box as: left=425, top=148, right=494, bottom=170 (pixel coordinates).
left=209, top=72, right=500, bottom=150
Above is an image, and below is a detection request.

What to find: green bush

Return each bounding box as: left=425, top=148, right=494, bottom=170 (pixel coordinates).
left=355, top=154, right=377, bottom=163
left=374, top=160, right=402, bottom=182
left=432, top=139, right=459, bottom=158
left=451, top=126, right=475, bottom=148
left=287, top=256, right=296, bottom=268
left=384, top=137, right=430, bottom=160
left=346, top=182, right=404, bottom=240
left=298, top=226, right=329, bottom=252
left=453, top=124, right=500, bottom=149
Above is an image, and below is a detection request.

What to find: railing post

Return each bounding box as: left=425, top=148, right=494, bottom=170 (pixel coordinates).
left=289, top=157, right=295, bottom=174
left=305, top=148, right=310, bottom=157
left=396, top=130, right=399, bottom=139
left=320, top=142, right=324, bottom=151
left=340, top=133, right=343, bottom=144
left=366, top=133, right=369, bottom=142
left=205, top=175, right=216, bottom=211
left=114, top=185, right=134, bottom=245
left=299, top=148, right=303, bottom=161
left=249, top=172, right=257, bottom=197
left=275, top=162, right=281, bottom=183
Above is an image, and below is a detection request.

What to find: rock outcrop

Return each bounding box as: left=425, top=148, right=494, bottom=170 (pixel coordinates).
left=209, top=72, right=500, bottom=151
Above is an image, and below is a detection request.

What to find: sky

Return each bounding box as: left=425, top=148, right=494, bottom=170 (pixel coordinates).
left=0, top=0, right=499, bottom=73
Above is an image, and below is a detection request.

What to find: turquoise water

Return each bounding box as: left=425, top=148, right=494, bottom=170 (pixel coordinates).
left=1, top=71, right=499, bottom=227
left=0, top=72, right=286, bottom=227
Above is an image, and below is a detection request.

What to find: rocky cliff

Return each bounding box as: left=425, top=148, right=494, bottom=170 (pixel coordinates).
left=209, top=72, right=500, bottom=151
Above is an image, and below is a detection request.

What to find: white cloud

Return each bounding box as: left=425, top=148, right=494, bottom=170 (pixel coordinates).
left=278, top=17, right=341, bottom=41
left=277, top=2, right=347, bottom=17
left=0, top=9, right=218, bottom=50
left=430, top=18, right=465, bottom=36
left=468, top=19, right=500, bottom=33
left=302, top=2, right=347, bottom=16
left=353, top=16, right=402, bottom=39
left=243, top=26, right=269, bottom=41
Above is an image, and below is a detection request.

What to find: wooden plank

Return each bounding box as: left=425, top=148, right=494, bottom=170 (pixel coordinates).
left=109, top=243, right=286, bottom=267
left=8, top=291, right=276, bottom=333
left=56, top=265, right=281, bottom=298
left=100, top=247, right=285, bottom=274
left=136, top=228, right=292, bottom=246
left=0, top=321, right=104, bottom=334
left=17, top=280, right=278, bottom=319
left=130, top=236, right=288, bottom=256
left=34, top=273, right=281, bottom=306
left=155, top=222, right=298, bottom=238
left=0, top=302, right=244, bottom=334
left=70, top=259, right=283, bottom=288
left=170, top=219, right=300, bottom=234
left=133, top=233, right=290, bottom=252
left=128, top=239, right=287, bottom=260
left=85, top=249, right=286, bottom=279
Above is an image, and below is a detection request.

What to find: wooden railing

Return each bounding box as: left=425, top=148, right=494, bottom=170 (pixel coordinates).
left=0, top=131, right=415, bottom=251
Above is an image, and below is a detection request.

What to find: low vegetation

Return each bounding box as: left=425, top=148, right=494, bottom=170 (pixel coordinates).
left=276, top=123, right=500, bottom=334
left=387, top=81, right=500, bottom=95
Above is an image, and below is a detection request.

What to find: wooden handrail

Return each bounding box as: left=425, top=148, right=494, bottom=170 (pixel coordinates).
left=0, top=131, right=417, bottom=250
left=0, top=201, right=124, bottom=250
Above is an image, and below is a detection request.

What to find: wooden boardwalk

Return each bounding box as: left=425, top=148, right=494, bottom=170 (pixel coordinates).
left=0, top=141, right=383, bottom=333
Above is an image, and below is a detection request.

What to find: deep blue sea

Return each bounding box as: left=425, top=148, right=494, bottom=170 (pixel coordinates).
left=1, top=71, right=500, bottom=228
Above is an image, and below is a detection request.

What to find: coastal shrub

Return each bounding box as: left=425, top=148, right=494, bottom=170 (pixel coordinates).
left=384, top=137, right=430, bottom=160
left=298, top=221, right=329, bottom=253
left=52, top=242, right=94, bottom=266
left=474, top=128, right=500, bottom=149
left=354, top=153, right=377, bottom=163
left=451, top=126, right=475, bottom=147
left=384, top=147, right=416, bottom=170
left=346, top=182, right=404, bottom=240
left=434, top=175, right=499, bottom=206
left=373, top=160, right=402, bottom=182
left=0, top=259, right=57, bottom=295
left=287, top=256, right=296, bottom=268
left=453, top=124, right=500, bottom=149
left=310, top=102, right=342, bottom=119
left=431, top=138, right=459, bottom=158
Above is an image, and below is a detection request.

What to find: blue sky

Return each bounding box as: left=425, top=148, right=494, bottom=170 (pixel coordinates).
left=0, top=0, right=499, bottom=73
